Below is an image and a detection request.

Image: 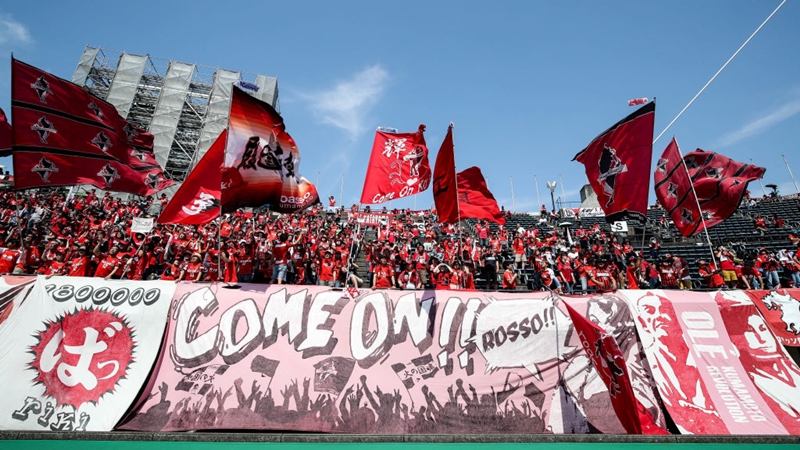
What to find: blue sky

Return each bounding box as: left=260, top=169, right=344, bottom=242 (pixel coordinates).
left=0, top=0, right=798, bottom=212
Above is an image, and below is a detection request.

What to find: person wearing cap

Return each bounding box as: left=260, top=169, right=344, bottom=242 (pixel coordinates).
left=67, top=245, right=91, bottom=277
left=589, top=256, right=617, bottom=291
left=181, top=253, right=205, bottom=282
left=657, top=257, right=678, bottom=289
left=397, top=261, right=421, bottom=290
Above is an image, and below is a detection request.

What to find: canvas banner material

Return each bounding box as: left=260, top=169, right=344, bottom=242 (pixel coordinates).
left=744, top=289, right=800, bottom=347
left=620, top=289, right=800, bottom=435
left=0, top=276, right=175, bottom=431
left=119, top=286, right=664, bottom=434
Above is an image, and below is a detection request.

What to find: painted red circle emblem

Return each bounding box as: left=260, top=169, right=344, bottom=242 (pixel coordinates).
left=30, top=308, right=134, bottom=407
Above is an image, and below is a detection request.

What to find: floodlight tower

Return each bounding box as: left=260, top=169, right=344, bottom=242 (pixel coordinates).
left=546, top=180, right=557, bottom=213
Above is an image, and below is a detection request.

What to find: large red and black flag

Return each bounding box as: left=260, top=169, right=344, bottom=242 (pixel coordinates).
left=562, top=300, right=668, bottom=435
left=157, top=130, right=225, bottom=225
left=10, top=58, right=173, bottom=195
left=654, top=138, right=703, bottom=236
left=0, top=107, right=11, bottom=158
left=573, top=101, right=655, bottom=222
left=457, top=167, right=505, bottom=225
left=360, top=125, right=432, bottom=204
left=432, top=123, right=459, bottom=224
left=683, top=149, right=765, bottom=228
left=221, top=86, right=318, bottom=213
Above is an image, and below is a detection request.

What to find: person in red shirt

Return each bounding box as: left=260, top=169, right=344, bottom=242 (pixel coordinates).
left=502, top=263, right=518, bottom=290
left=220, top=249, right=238, bottom=284
left=512, top=233, right=527, bottom=270
left=271, top=232, right=303, bottom=285
left=317, top=250, right=336, bottom=287
left=657, top=259, right=678, bottom=289
left=44, top=251, right=67, bottom=277
left=67, top=246, right=91, bottom=277
left=0, top=241, right=21, bottom=274
left=698, top=259, right=725, bottom=288
left=590, top=257, right=617, bottom=291
left=372, top=256, right=395, bottom=289
left=160, top=259, right=183, bottom=281
left=182, top=253, right=206, bottom=282
left=94, top=246, right=121, bottom=279
left=397, top=262, right=421, bottom=290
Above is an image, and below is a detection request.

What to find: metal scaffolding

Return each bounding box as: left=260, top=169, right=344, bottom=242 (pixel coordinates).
left=72, top=46, right=279, bottom=182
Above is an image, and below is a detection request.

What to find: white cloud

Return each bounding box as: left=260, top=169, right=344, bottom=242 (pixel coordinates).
left=716, top=97, right=800, bottom=148
left=301, top=65, right=389, bottom=140
left=0, top=14, right=31, bottom=45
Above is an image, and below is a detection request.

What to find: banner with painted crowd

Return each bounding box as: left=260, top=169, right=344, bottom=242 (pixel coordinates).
left=0, top=276, right=175, bottom=431
left=621, top=289, right=800, bottom=435
left=1, top=278, right=799, bottom=434
left=119, top=285, right=665, bottom=434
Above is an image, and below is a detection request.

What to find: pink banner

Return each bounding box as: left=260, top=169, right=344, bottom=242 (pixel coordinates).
left=745, top=289, right=800, bottom=347
left=621, top=289, right=798, bottom=435
left=118, top=285, right=663, bottom=434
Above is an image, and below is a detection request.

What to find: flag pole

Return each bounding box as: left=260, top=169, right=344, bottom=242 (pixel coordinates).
left=339, top=173, right=345, bottom=209
left=782, top=154, right=799, bottom=194
left=751, top=158, right=768, bottom=197
left=674, top=138, right=718, bottom=267
left=653, top=0, right=786, bottom=144
left=450, top=123, right=463, bottom=263
left=558, top=173, right=567, bottom=210
left=509, top=176, right=516, bottom=213
left=534, top=175, right=541, bottom=211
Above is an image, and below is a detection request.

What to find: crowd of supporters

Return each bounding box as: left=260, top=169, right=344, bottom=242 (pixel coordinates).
left=1, top=188, right=799, bottom=293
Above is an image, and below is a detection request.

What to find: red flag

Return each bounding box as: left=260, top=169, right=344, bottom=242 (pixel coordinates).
left=573, top=101, right=655, bottom=222
left=654, top=138, right=702, bottom=236
left=562, top=300, right=669, bottom=435
left=628, top=97, right=649, bottom=107
left=432, top=123, right=459, bottom=224
left=11, top=58, right=172, bottom=194
left=157, top=130, right=225, bottom=224
left=14, top=152, right=172, bottom=195
left=0, top=107, right=11, bottom=157
left=221, top=87, right=318, bottom=213
left=456, top=167, right=505, bottom=225
left=360, top=125, right=432, bottom=204
left=684, top=149, right=765, bottom=228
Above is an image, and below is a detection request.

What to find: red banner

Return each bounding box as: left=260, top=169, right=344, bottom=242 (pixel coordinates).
left=352, top=212, right=393, bottom=227
left=11, top=58, right=172, bottom=194
left=457, top=167, right=505, bottom=225
left=573, top=102, right=655, bottom=223
left=654, top=138, right=702, bottom=236
left=119, top=287, right=663, bottom=434
left=0, top=107, right=11, bottom=158
left=12, top=59, right=153, bottom=149
left=562, top=299, right=666, bottom=434
left=158, top=130, right=225, bottom=225
left=360, top=125, right=432, bottom=204
left=621, top=289, right=799, bottom=434
left=12, top=107, right=160, bottom=169
left=14, top=151, right=173, bottom=195
left=683, top=150, right=765, bottom=228
left=221, top=87, right=319, bottom=213
left=745, top=289, right=800, bottom=347
left=432, top=124, right=459, bottom=224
